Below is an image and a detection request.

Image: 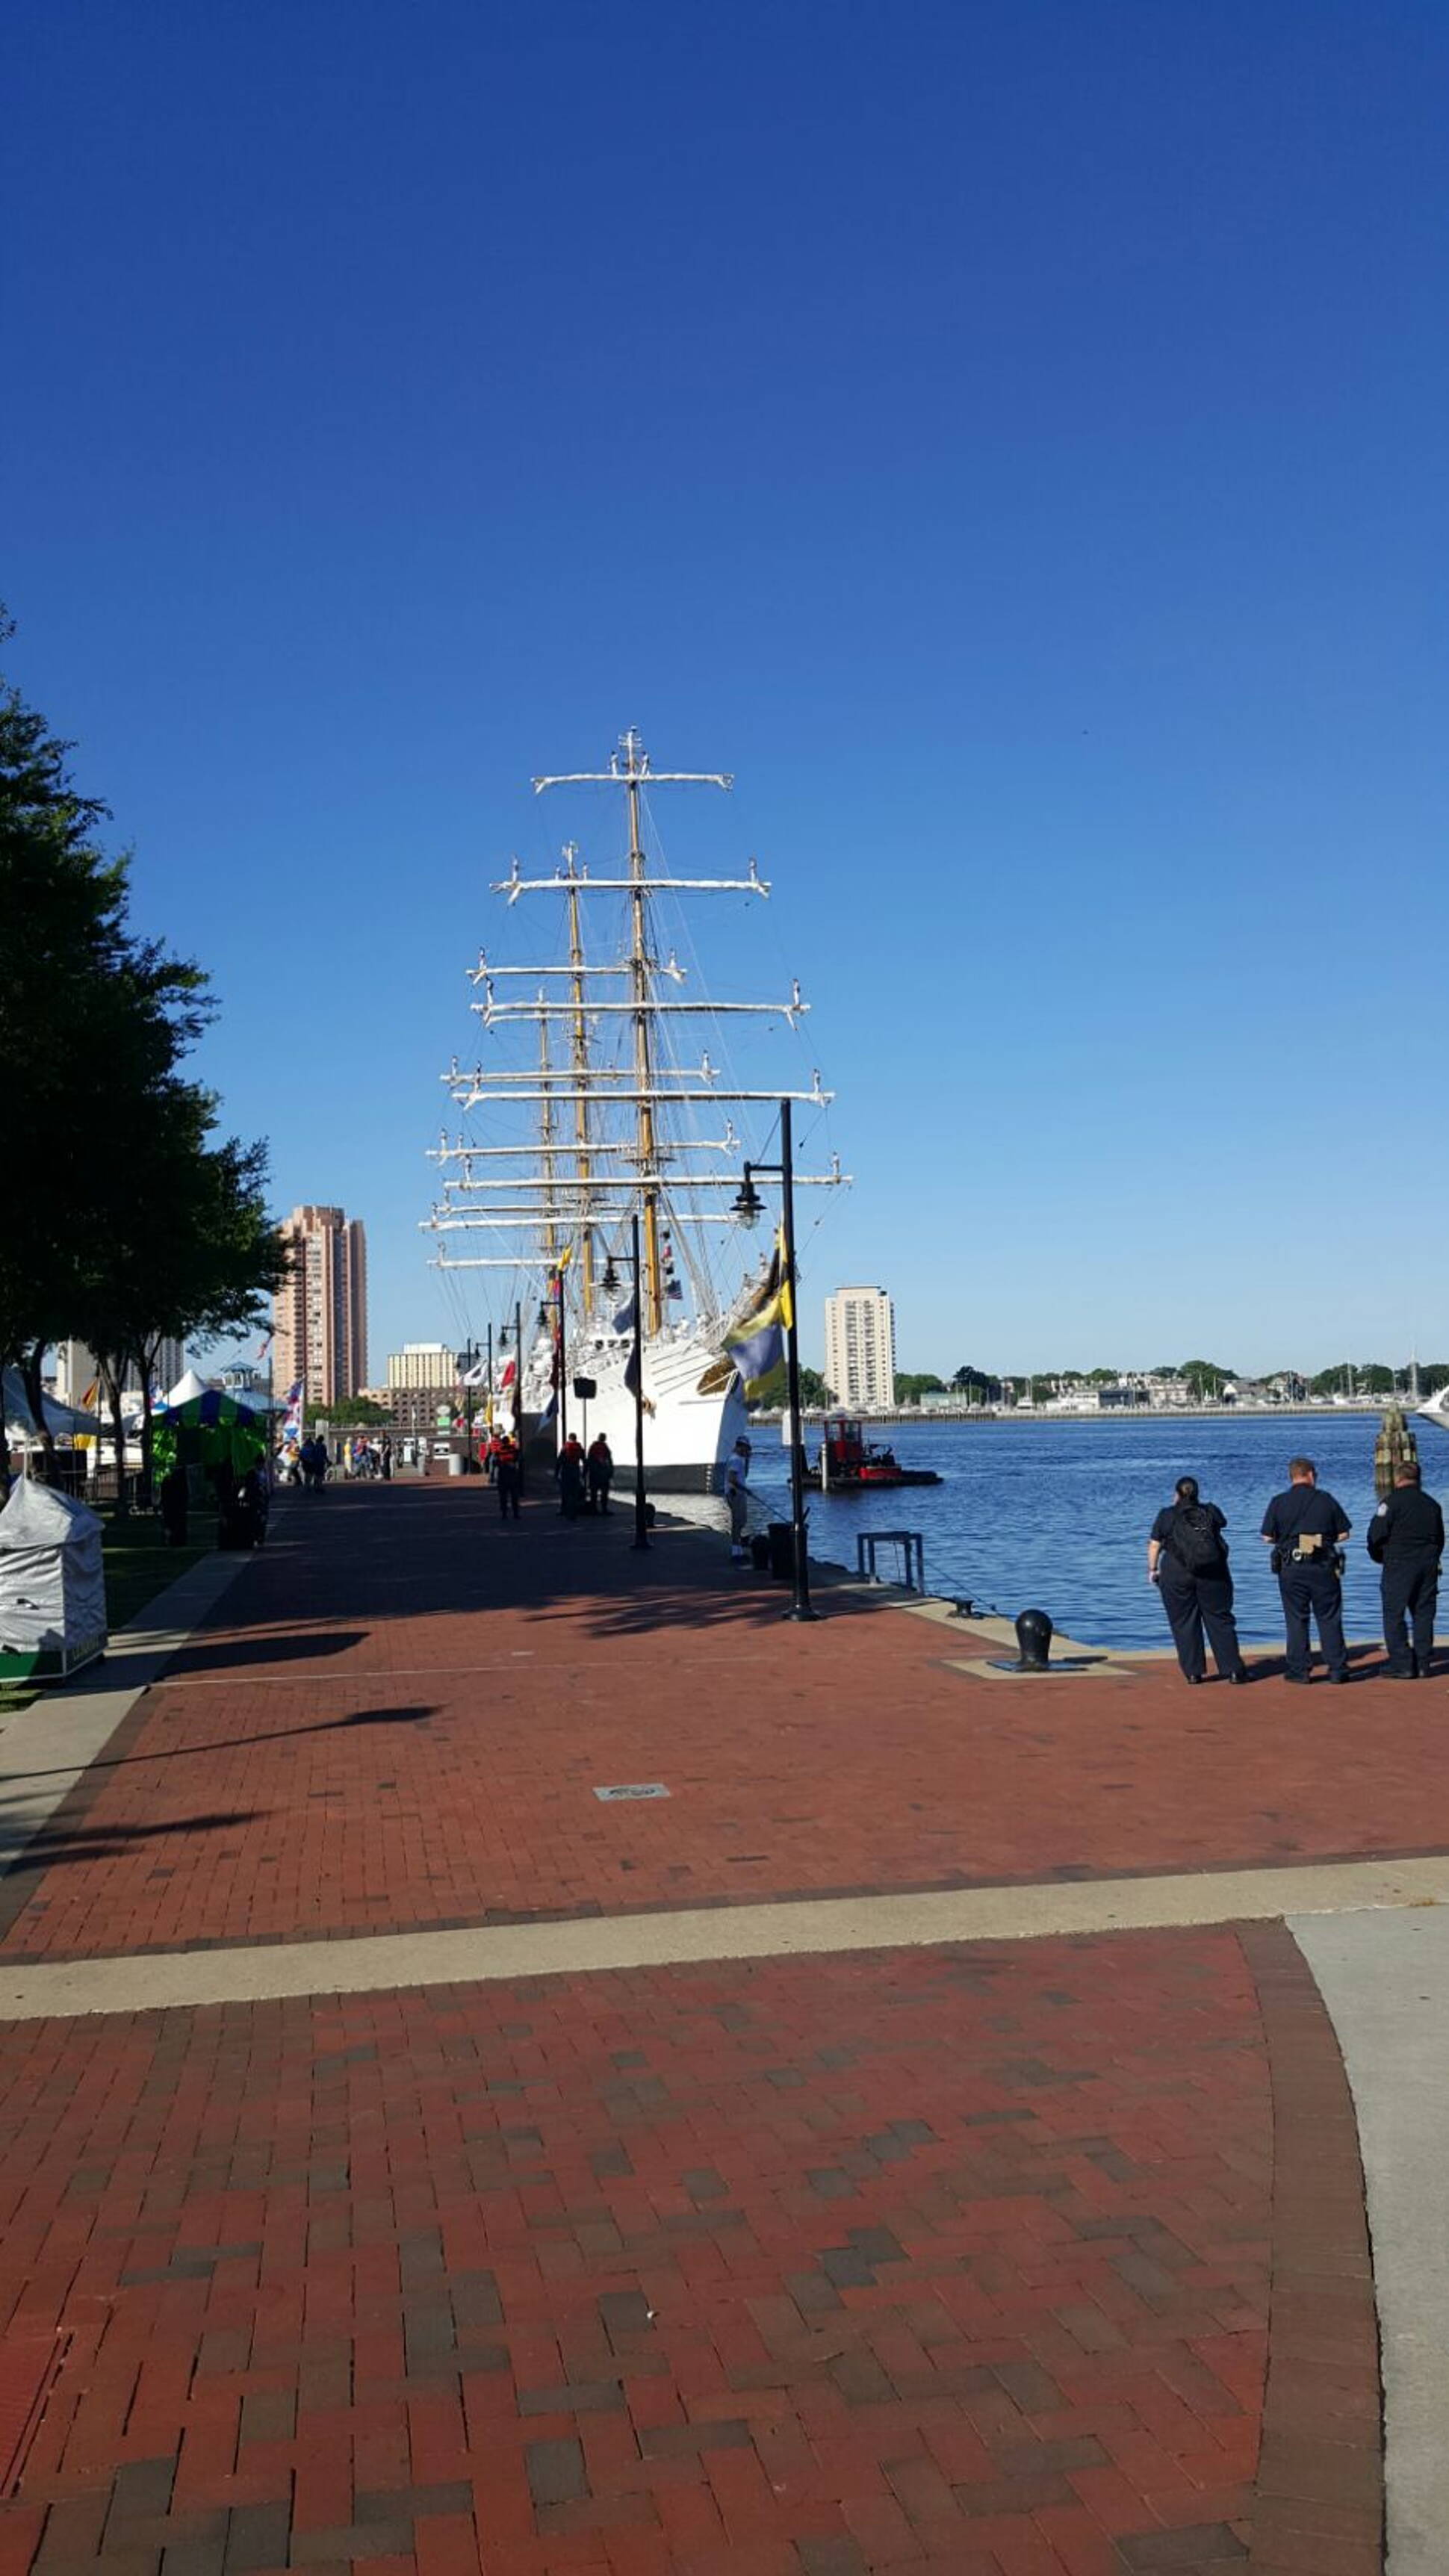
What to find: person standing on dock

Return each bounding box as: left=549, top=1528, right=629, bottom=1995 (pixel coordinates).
left=1147, top=1477, right=1249, bottom=1685
left=1261, top=1457, right=1353, bottom=1683
left=724, top=1436, right=751, bottom=1562
left=1367, top=1462, right=1443, bottom=1679
left=495, top=1431, right=522, bottom=1519
left=586, top=1434, right=614, bottom=1515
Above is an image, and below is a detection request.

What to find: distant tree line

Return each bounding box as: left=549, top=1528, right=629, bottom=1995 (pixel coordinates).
left=0, top=623, right=288, bottom=1503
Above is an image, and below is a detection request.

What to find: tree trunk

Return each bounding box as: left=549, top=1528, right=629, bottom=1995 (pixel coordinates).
left=19, top=1341, right=56, bottom=1483
left=97, top=1353, right=128, bottom=1516
left=134, top=1337, right=157, bottom=1511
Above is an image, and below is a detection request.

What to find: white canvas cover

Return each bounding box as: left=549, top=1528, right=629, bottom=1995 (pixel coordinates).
left=164, top=1368, right=212, bottom=1407
left=1, top=1367, right=96, bottom=1441
left=0, top=1480, right=108, bottom=1657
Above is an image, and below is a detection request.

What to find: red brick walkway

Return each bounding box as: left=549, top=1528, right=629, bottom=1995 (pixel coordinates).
left=0, top=1486, right=1389, bottom=2572
left=0, top=1484, right=1445, bottom=1964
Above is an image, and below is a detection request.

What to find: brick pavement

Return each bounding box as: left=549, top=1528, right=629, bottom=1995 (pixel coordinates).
left=0, top=1485, right=1445, bottom=1964
left=0, top=1925, right=1355, bottom=2576
left=0, top=1483, right=1393, bottom=2570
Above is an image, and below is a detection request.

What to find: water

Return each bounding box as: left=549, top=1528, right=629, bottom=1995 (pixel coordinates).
left=740, top=1411, right=1441, bottom=1649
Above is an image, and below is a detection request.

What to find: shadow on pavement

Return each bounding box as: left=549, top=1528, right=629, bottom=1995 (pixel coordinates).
left=0, top=1707, right=437, bottom=1789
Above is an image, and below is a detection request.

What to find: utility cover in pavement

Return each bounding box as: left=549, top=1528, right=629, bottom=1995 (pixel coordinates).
left=593, top=1783, right=670, bottom=1801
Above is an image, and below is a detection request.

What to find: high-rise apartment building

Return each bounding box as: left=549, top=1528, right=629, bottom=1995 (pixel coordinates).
left=55, top=1338, right=187, bottom=1405
left=823, top=1285, right=896, bottom=1413
left=273, top=1206, right=367, bottom=1409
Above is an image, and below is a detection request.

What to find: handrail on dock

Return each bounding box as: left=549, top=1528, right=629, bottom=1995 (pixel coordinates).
left=856, top=1530, right=925, bottom=1594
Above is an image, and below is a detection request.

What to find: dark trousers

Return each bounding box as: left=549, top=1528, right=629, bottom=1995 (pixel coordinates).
left=1279, top=1564, right=1347, bottom=1680
left=588, top=1478, right=610, bottom=1515
left=497, top=1468, right=521, bottom=1519
left=1382, top=1554, right=1439, bottom=1676
left=1159, top=1568, right=1244, bottom=1682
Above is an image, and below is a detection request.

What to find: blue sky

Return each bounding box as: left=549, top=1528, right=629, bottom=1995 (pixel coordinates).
left=7, top=0, right=1447, bottom=1377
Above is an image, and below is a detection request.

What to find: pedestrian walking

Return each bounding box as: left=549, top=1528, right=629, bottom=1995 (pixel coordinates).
left=586, top=1433, right=614, bottom=1515
left=495, top=1431, right=522, bottom=1520
left=1147, top=1477, right=1249, bottom=1685
left=724, top=1436, right=751, bottom=1562
left=1261, top=1456, right=1353, bottom=1683
left=1368, top=1462, right=1443, bottom=1678
left=556, top=1433, right=586, bottom=1519
left=381, top=1437, right=393, bottom=1481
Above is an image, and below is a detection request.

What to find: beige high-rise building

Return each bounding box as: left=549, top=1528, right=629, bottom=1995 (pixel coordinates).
left=823, top=1285, right=896, bottom=1414
left=273, top=1206, right=367, bottom=1409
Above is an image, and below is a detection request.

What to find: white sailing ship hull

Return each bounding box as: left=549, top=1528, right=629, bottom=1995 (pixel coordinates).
left=1416, top=1388, right=1449, bottom=1433
left=523, top=1323, right=748, bottom=1492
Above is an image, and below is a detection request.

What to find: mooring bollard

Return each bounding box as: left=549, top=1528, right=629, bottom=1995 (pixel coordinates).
left=1014, top=1607, right=1053, bottom=1671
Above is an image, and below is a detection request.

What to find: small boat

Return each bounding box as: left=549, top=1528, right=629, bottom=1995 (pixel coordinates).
left=1415, top=1386, right=1449, bottom=1434
left=812, top=1417, right=942, bottom=1493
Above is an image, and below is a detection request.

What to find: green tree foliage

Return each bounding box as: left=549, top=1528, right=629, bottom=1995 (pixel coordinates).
left=894, top=1372, right=946, bottom=1403
left=0, top=634, right=287, bottom=1491
left=1309, top=1362, right=1394, bottom=1397
left=323, top=1397, right=393, bottom=1427
left=1179, top=1359, right=1236, bottom=1399
left=950, top=1365, right=1002, bottom=1402
left=796, top=1367, right=834, bottom=1408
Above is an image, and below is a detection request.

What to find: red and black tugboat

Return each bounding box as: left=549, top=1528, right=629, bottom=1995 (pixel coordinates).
left=813, top=1418, right=943, bottom=1492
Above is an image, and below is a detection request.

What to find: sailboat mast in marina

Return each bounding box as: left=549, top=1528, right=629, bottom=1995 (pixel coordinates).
left=422, top=730, right=845, bottom=1489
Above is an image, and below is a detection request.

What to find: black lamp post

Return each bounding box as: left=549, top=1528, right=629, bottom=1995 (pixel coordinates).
left=730, top=1096, right=815, bottom=1621
left=459, top=1338, right=480, bottom=1469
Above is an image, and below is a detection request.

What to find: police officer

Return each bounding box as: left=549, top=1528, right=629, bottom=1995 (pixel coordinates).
left=1147, top=1476, right=1250, bottom=1685
left=1261, top=1456, right=1353, bottom=1683
left=1367, top=1463, right=1443, bottom=1679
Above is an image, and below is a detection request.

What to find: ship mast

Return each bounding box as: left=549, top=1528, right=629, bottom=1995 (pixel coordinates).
left=563, top=845, right=595, bottom=1323
left=623, top=740, right=663, bottom=1333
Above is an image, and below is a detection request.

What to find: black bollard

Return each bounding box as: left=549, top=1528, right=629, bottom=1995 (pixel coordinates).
left=1014, top=1607, right=1053, bottom=1672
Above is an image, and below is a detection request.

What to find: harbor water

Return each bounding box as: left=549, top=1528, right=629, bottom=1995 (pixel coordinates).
left=739, top=1411, right=1442, bottom=1651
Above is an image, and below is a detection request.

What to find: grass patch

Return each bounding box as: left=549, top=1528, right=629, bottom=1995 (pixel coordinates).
left=102, top=1509, right=219, bottom=1631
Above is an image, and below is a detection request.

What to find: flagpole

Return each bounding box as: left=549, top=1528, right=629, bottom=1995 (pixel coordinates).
left=630, top=1209, right=649, bottom=1551
left=778, top=1097, right=814, bottom=1621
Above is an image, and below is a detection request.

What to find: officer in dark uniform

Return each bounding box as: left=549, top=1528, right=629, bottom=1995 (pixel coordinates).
left=1367, top=1464, right=1443, bottom=1678
left=1147, top=1476, right=1250, bottom=1684
left=1261, top=1456, right=1353, bottom=1683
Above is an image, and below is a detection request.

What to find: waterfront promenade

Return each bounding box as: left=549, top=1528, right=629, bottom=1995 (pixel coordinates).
left=0, top=1483, right=1442, bottom=2573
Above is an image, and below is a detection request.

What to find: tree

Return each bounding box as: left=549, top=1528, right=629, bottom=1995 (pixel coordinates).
left=1180, top=1359, right=1235, bottom=1400
left=749, top=1362, right=834, bottom=1410
left=894, top=1372, right=946, bottom=1404
left=323, top=1397, right=392, bottom=1428
left=0, top=632, right=284, bottom=1498
left=950, top=1365, right=1002, bottom=1403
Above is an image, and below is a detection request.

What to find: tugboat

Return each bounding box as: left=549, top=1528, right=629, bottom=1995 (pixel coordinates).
left=813, top=1418, right=943, bottom=1493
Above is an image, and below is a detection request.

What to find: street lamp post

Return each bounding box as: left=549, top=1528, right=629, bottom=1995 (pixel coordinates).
left=459, top=1338, right=480, bottom=1469
left=731, top=1096, right=815, bottom=1621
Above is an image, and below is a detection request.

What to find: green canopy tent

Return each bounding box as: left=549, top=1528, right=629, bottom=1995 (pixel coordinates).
left=152, top=1386, right=267, bottom=1481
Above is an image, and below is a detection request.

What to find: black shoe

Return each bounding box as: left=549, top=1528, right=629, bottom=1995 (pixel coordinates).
left=1328, top=1672, right=1350, bottom=1684
left=1185, top=1674, right=1203, bottom=1686
left=1285, top=1674, right=1312, bottom=1685
left=1387, top=1668, right=1416, bottom=1681
left=1229, top=1669, right=1250, bottom=1684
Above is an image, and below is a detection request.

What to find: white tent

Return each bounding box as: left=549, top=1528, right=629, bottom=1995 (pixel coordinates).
left=0, top=1478, right=108, bottom=1680
left=164, top=1367, right=214, bottom=1407
left=2, top=1368, right=96, bottom=1444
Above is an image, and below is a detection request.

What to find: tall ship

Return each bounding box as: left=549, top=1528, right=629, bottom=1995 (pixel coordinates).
left=422, top=730, right=843, bottom=1490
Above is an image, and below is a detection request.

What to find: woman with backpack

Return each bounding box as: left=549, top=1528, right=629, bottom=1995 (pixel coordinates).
left=1147, top=1476, right=1250, bottom=1686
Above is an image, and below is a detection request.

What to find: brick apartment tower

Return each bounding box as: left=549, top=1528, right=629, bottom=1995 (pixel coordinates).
left=273, top=1206, right=367, bottom=1409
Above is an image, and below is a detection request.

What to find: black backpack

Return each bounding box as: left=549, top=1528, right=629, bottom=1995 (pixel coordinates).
left=1172, top=1503, right=1224, bottom=1573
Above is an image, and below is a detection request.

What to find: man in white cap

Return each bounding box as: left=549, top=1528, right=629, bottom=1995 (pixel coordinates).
left=724, top=1436, right=751, bottom=1562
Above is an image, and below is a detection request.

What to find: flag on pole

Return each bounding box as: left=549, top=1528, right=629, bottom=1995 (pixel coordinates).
left=724, top=1232, right=791, bottom=1394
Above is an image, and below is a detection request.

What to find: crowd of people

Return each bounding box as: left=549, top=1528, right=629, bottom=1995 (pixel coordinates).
left=1148, top=1452, right=1445, bottom=1686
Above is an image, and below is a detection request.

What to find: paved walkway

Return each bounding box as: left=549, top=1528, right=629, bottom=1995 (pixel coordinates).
left=0, top=1477, right=1439, bottom=2573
